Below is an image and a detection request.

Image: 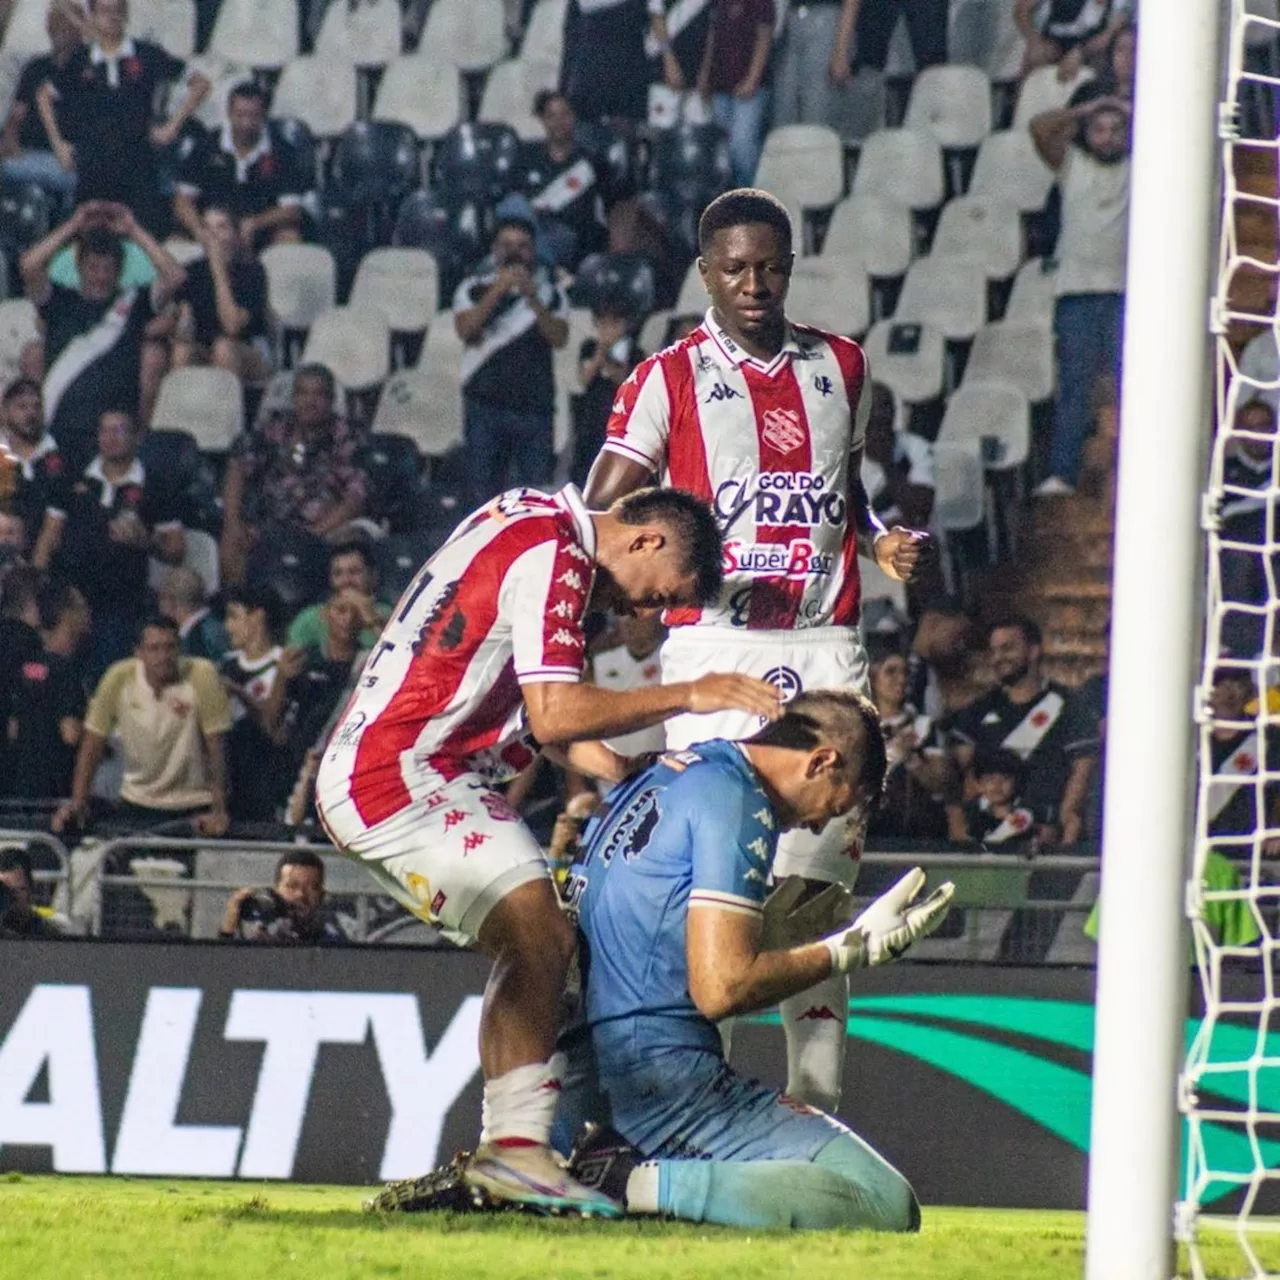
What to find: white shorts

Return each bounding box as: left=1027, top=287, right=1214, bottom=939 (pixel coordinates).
left=317, top=773, right=550, bottom=938
left=661, top=624, right=871, bottom=887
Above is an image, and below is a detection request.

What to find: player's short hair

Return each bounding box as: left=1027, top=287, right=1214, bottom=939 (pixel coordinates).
left=697, top=188, right=793, bottom=257
left=973, top=747, right=1025, bottom=788
left=987, top=615, right=1042, bottom=649
left=612, top=487, right=724, bottom=606
left=750, top=689, right=888, bottom=799
left=275, top=849, right=325, bottom=884
left=76, top=227, right=124, bottom=269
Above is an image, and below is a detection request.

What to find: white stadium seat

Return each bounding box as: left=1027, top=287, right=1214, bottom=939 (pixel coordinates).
left=639, top=309, right=675, bottom=354
left=554, top=308, right=596, bottom=455
left=1013, top=63, right=1095, bottom=127
left=930, top=197, right=1023, bottom=281
left=852, top=128, right=945, bottom=213
left=1, top=0, right=49, bottom=55
left=302, top=307, right=392, bottom=392
left=349, top=248, right=440, bottom=334
left=315, top=0, right=402, bottom=67
left=210, top=0, right=298, bottom=69
left=894, top=257, right=987, bottom=342
left=151, top=367, right=244, bottom=453
left=521, top=0, right=568, bottom=66
left=374, top=366, right=464, bottom=456
left=260, top=242, right=337, bottom=332
left=965, top=322, right=1054, bottom=403
left=822, top=194, right=913, bottom=280
left=969, top=129, right=1055, bottom=213
left=131, top=0, right=197, bottom=57
left=184, top=55, right=254, bottom=130
left=374, top=57, right=463, bottom=139
left=162, top=237, right=206, bottom=267
left=0, top=297, right=39, bottom=382
left=938, top=378, right=1030, bottom=470
left=1005, top=257, right=1059, bottom=329
left=676, top=261, right=708, bottom=314
left=753, top=123, right=846, bottom=210
left=904, top=64, right=992, bottom=151
left=785, top=256, right=870, bottom=337
left=271, top=55, right=358, bottom=137
left=421, top=0, right=507, bottom=72
left=861, top=319, right=946, bottom=405
left=479, top=58, right=559, bottom=141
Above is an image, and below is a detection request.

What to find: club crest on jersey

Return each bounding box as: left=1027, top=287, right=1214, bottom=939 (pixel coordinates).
left=762, top=665, right=804, bottom=702
left=761, top=407, right=805, bottom=454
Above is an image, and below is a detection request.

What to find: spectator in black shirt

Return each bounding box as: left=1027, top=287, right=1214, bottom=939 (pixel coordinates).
left=453, top=217, right=569, bottom=503
left=21, top=201, right=187, bottom=469
left=219, top=850, right=346, bottom=944
left=43, top=407, right=186, bottom=678
left=0, top=847, right=63, bottom=939
left=1219, top=397, right=1276, bottom=658
left=172, top=81, right=306, bottom=251
left=0, top=565, right=45, bottom=794
left=0, top=1, right=83, bottom=213
left=1206, top=666, right=1280, bottom=847
left=963, top=748, right=1039, bottom=850
left=36, top=0, right=210, bottom=234
left=1, top=378, right=68, bottom=569
left=946, top=616, right=1097, bottom=844
left=571, top=298, right=639, bottom=487
left=171, top=204, right=272, bottom=383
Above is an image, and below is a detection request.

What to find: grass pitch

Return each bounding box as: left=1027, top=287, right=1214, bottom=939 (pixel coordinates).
left=0, top=1175, right=1271, bottom=1279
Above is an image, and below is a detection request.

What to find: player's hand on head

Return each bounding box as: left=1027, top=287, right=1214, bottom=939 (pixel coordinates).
left=687, top=673, right=783, bottom=721
left=762, top=876, right=855, bottom=950
left=873, top=527, right=933, bottom=583
left=822, top=867, right=954, bottom=972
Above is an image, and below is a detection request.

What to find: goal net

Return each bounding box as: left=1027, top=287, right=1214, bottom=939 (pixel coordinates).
left=1184, top=3, right=1280, bottom=1275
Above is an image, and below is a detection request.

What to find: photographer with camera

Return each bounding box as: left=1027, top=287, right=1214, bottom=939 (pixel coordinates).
left=218, top=849, right=346, bottom=944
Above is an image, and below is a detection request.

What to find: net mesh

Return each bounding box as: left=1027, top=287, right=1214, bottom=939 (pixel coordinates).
left=1185, top=3, right=1280, bottom=1275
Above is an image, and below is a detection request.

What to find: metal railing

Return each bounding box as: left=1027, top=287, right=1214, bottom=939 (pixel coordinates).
left=0, top=828, right=72, bottom=917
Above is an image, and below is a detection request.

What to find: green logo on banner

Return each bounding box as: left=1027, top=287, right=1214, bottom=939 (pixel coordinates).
left=750, top=994, right=1280, bottom=1204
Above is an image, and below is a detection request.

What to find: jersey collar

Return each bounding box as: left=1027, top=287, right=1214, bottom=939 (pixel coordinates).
left=555, top=483, right=597, bottom=559
left=704, top=308, right=802, bottom=377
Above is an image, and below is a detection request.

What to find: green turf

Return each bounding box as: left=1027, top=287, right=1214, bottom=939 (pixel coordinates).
left=0, top=1175, right=1274, bottom=1279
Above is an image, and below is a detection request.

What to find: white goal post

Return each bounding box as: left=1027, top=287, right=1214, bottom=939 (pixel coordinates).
left=1084, top=3, right=1223, bottom=1280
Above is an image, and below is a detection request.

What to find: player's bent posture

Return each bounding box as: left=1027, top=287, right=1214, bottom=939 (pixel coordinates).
left=585, top=187, right=930, bottom=1112
left=316, top=483, right=781, bottom=1216
left=555, top=690, right=954, bottom=1229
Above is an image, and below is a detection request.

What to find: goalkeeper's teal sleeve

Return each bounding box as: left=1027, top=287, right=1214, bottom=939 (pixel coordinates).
left=655, top=1134, right=920, bottom=1232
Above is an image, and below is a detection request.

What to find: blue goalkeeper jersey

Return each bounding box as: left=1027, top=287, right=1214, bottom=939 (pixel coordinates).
left=568, top=739, right=778, bottom=1069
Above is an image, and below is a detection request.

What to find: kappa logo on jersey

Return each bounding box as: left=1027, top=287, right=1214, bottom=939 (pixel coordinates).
left=753, top=807, right=774, bottom=830
left=548, top=599, right=577, bottom=619
left=462, top=831, right=489, bottom=854
left=704, top=382, right=743, bottom=403
left=557, top=568, right=586, bottom=592
left=714, top=474, right=847, bottom=530
left=549, top=627, right=583, bottom=649
left=746, top=836, right=770, bottom=863
left=723, top=538, right=835, bottom=580
left=761, top=407, right=805, bottom=454
left=813, top=375, right=834, bottom=396
left=563, top=542, right=592, bottom=565
left=443, top=808, right=468, bottom=829
left=763, top=665, right=804, bottom=702
left=744, top=867, right=765, bottom=884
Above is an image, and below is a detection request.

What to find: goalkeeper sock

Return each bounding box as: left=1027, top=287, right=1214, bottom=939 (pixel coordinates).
left=779, top=969, right=849, bottom=1114
left=479, top=1052, right=566, bottom=1147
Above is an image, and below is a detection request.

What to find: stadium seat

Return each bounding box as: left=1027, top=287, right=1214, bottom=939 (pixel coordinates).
left=894, top=257, right=987, bottom=342
left=131, top=0, right=196, bottom=57
left=149, top=527, right=220, bottom=597
left=139, top=427, right=202, bottom=494
left=376, top=528, right=449, bottom=598
left=479, top=57, right=559, bottom=141
left=270, top=116, right=321, bottom=194
left=301, top=307, right=392, bottom=393
left=930, top=439, right=987, bottom=592
left=650, top=122, right=733, bottom=209
left=675, top=260, right=708, bottom=314
left=1005, top=256, right=1059, bottom=329
left=521, top=0, right=568, bottom=66
left=314, top=0, right=401, bottom=67
left=860, top=319, right=946, bottom=406
left=930, top=197, right=1023, bottom=282
left=392, top=191, right=483, bottom=303
left=785, top=256, right=870, bottom=337
left=184, top=55, right=254, bottom=130
left=150, top=368, right=244, bottom=453
left=260, top=242, right=337, bottom=334
left=569, top=253, right=656, bottom=320
left=858, top=553, right=908, bottom=619
left=1, top=0, right=49, bottom=54
left=420, top=0, right=507, bottom=72
left=639, top=309, right=675, bottom=354
left=964, top=322, right=1054, bottom=403
left=374, top=365, right=464, bottom=456
left=350, top=248, right=440, bottom=334
left=271, top=56, right=358, bottom=138
left=938, top=379, right=1030, bottom=470
left=365, top=432, right=424, bottom=532
left=246, top=524, right=330, bottom=614
left=969, top=129, right=1055, bottom=213
left=904, top=65, right=992, bottom=151
left=374, top=57, right=463, bottom=140
left=851, top=128, right=945, bottom=214
left=753, top=124, right=846, bottom=211
left=162, top=236, right=205, bottom=266
left=0, top=182, right=50, bottom=259
left=329, top=121, right=420, bottom=207
left=209, top=0, right=298, bottom=69
left=822, top=194, right=913, bottom=280
left=253, top=369, right=295, bottom=432
left=1013, top=63, right=1095, bottom=128
left=433, top=122, right=523, bottom=204
left=406, top=316, right=467, bottom=455
left=0, top=297, right=38, bottom=380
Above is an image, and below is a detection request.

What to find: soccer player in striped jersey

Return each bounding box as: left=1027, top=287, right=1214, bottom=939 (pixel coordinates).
left=585, top=188, right=930, bottom=1114
left=316, top=483, right=780, bottom=1216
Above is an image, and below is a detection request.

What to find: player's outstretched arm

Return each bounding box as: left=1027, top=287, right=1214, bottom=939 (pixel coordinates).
left=522, top=674, right=781, bottom=746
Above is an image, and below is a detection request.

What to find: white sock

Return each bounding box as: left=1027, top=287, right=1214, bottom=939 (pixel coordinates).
left=779, top=969, right=849, bottom=1114
left=624, top=1161, right=661, bottom=1213
left=479, top=1051, right=566, bottom=1147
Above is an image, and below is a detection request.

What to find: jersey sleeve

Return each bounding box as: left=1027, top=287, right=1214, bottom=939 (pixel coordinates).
left=503, top=527, right=592, bottom=685
left=188, top=658, right=234, bottom=735
left=602, top=353, right=672, bottom=472
left=84, top=660, right=132, bottom=737
left=685, top=764, right=776, bottom=916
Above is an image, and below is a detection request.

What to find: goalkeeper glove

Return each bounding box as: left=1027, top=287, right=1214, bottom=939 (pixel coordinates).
left=822, top=867, right=955, bottom=973
left=760, top=875, right=855, bottom=951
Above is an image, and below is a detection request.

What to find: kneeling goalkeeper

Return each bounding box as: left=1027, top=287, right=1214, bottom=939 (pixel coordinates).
left=555, top=689, right=954, bottom=1230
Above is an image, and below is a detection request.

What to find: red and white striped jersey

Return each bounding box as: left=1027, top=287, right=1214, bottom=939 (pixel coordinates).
left=316, top=486, right=595, bottom=832
left=604, top=309, right=870, bottom=631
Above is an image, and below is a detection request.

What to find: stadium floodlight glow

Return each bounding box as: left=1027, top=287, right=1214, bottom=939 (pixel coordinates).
left=1083, top=2, right=1221, bottom=1279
